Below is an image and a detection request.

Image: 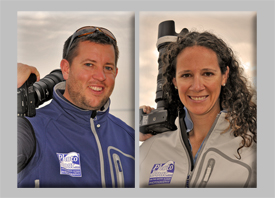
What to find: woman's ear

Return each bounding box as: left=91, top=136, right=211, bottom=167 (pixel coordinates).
left=172, top=77, right=178, bottom=89
left=222, top=66, right=230, bottom=85
left=60, top=59, right=70, bottom=80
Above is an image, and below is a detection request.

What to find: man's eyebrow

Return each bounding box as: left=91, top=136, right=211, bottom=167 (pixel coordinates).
left=80, top=59, right=115, bottom=66
left=81, top=59, right=96, bottom=63
left=105, top=62, right=115, bottom=66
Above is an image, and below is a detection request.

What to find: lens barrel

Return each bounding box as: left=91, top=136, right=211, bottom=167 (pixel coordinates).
left=33, top=69, right=64, bottom=107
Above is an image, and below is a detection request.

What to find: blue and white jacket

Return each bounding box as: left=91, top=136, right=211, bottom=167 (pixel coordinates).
left=18, top=82, right=135, bottom=188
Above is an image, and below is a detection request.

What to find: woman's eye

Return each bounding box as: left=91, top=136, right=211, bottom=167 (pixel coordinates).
left=181, top=74, right=191, bottom=78
left=204, top=72, right=214, bottom=76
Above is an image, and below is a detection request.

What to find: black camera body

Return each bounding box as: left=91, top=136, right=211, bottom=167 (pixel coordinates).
left=17, top=69, right=64, bottom=117
left=139, top=20, right=188, bottom=135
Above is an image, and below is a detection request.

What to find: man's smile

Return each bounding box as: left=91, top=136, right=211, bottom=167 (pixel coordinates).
left=89, top=86, right=104, bottom=91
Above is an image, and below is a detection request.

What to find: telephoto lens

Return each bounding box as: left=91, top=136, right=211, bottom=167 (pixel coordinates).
left=139, top=20, right=187, bottom=134
left=33, top=69, right=64, bottom=107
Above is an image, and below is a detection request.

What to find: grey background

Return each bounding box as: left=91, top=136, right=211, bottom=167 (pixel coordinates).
left=1, top=0, right=274, bottom=198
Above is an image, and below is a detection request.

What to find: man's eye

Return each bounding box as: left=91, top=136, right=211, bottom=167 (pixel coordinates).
left=85, top=63, right=93, bottom=67
left=105, top=66, right=113, bottom=71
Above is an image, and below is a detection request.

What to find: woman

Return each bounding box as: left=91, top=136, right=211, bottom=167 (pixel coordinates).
left=139, top=31, right=256, bottom=188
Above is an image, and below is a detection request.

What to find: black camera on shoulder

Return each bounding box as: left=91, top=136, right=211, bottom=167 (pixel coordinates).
left=17, top=69, right=64, bottom=117
left=139, top=20, right=188, bottom=135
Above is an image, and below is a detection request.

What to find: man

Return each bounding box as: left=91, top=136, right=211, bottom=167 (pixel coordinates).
left=17, top=26, right=135, bottom=188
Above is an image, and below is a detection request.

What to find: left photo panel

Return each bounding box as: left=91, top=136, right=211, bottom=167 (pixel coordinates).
left=17, top=11, right=135, bottom=188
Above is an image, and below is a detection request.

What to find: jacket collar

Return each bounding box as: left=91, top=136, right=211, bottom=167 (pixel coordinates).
left=183, top=107, right=227, bottom=133
left=52, top=82, right=110, bottom=124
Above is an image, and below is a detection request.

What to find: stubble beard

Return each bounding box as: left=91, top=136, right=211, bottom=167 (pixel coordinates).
left=66, top=81, right=109, bottom=111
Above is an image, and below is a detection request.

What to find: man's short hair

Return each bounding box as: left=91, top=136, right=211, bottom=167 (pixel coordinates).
left=62, top=31, right=119, bottom=67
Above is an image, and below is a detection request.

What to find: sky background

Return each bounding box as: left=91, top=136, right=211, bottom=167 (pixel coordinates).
left=17, top=11, right=135, bottom=128
left=139, top=11, right=257, bottom=108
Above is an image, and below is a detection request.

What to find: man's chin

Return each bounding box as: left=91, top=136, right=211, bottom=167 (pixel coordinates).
left=86, top=99, right=108, bottom=111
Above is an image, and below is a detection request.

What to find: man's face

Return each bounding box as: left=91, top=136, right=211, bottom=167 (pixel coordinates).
left=61, top=41, right=118, bottom=110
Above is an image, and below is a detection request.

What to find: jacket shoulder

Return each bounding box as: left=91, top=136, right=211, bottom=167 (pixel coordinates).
left=27, top=102, right=61, bottom=128
left=108, top=113, right=134, bottom=139
left=140, top=130, right=178, bottom=163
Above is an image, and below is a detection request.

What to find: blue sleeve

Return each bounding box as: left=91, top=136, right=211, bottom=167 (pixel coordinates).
left=17, top=116, right=36, bottom=173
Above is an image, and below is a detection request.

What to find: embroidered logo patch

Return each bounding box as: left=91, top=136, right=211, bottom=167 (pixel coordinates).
left=149, top=160, right=175, bottom=185
left=56, top=152, right=82, bottom=177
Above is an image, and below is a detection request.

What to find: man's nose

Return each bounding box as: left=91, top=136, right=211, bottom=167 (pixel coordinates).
left=93, top=67, right=106, bottom=81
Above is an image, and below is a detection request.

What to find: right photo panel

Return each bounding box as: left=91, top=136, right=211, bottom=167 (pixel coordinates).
left=139, top=11, right=257, bottom=188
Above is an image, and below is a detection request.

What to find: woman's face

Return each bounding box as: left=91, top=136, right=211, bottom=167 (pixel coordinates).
left=173, top=46, right=229, bottom=117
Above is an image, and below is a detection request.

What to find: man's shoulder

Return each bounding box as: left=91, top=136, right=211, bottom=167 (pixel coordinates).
left=108, top=113, right=134, bottom=137
left=27, top=102, right=59, bottom=125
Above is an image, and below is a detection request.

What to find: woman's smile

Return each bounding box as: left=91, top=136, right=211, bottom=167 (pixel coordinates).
left=188, top=95, right=209, bottom=102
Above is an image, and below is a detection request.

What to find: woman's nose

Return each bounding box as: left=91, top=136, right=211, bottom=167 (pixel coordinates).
left=190, top=76, right=204, bottom=92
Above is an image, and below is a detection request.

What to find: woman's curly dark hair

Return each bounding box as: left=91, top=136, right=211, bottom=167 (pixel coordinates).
left=162, top=31, right=256, bottom=159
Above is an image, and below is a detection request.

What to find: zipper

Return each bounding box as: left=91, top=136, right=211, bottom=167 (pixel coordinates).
left=184, top=154, right=193, bottom=188
left=186, top=174, right=190, bottom=188
left=107, top=146, right=134, bottom=188
left=178, top=110, right=194, bottom=188
left=112, top=153, right=124, bottom=188
left=186, top=168, right=195, bottom=188
left=90, top=117, right=106, bottom=187
left=199, top=158, right=215, bottom=187
left=34, top=179, right=40, bottom=188
left=184, top=113, right=222, bottom=188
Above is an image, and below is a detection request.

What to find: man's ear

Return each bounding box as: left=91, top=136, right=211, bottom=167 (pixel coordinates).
left=60, top=59, right=70, bottom=80
left=115, top=67, right=118, bottom=78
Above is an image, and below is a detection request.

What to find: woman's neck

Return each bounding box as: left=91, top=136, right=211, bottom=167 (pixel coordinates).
left=188, top=107, right=220, bottom=141
left=187, top=107, right=220, bottom=158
